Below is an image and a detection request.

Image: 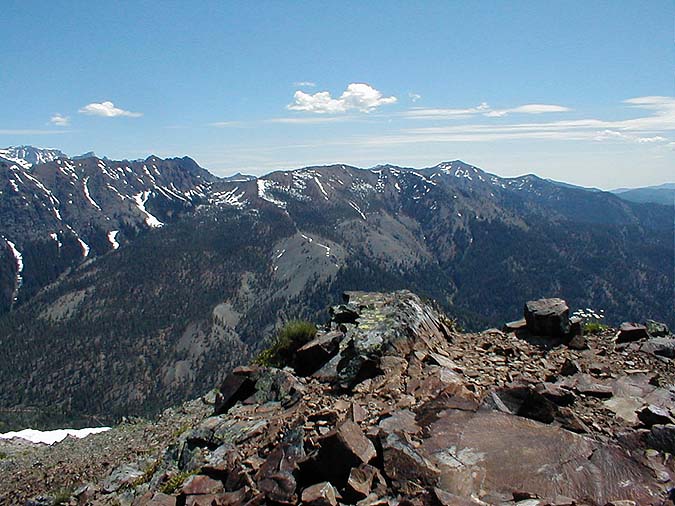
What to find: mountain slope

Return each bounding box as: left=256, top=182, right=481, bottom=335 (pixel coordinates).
left=0, top=158, right=672, bottom=428
left=0, top=150, right=215, bottom=312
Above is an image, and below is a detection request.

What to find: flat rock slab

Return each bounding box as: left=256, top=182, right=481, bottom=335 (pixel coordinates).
left=420, top=408, right=662, bottom=505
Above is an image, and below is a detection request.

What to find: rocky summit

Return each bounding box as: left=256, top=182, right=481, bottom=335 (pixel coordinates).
left=6, top=290, right=674, bottom=506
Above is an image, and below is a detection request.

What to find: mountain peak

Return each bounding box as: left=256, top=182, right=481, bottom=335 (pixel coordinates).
left=0, top=145, right=67, bottom=169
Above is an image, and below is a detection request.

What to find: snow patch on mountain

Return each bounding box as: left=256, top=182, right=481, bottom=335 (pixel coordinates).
left=132, top=191, right=164, bottom=228
left=108, top=230, right=120, bottom=250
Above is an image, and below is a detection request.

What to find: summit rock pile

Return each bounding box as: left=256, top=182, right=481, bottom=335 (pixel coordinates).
left=18, top=291, right=675, bottom=505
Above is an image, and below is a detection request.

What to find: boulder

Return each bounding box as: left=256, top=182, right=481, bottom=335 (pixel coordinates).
left=381, top=432, right=440, bottom=494
left=524, top=298, right=570, bottom=337
left=617, top=322, right=649, bottom=343
left=310, top=420, right=377, bottom=485
left=503, top=318, right=527, bottom=333
left=645, top=424, right=675, bottom=454
left=180, top=475, right=225, bottom=496
left=637, top=405, right=673, bottom=428
left=640, top=338, right=675, bottom=359
left=294, top=331, right=342, bottom=376
left=347, top=465, right=379, bottom=498
left=214, top=373, right=257, bottom=415
left=300, top=482, right=338, bottom=506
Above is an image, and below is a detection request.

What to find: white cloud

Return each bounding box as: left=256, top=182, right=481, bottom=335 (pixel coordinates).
left=409, top=93, right=422, bottom=103
left=287, top=83, right=397, bottom=114
left=78, top=101, right=142, bottom=118
left=49, top=113, right=70, bottom=126
left=485, top=104, right=571, bottom=117
left=405, top=102, right=570, bottom=119
left=293, top=81, right=316, bottom=87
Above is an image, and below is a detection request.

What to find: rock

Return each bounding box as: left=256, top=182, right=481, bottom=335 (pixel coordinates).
left=637, top=405, right=673, bottom=428
left=560, top=359, right=580, bottom=376
left=381, top=432, right=440, bottom=494
left=534, top=383, right=576, bottom=407
left=524, top=298, right=570, bottom=337
left=421, top=408, right=660, bottom=503
left=573, top=374, right=614, bottom=398
left=616, top=323, right=649, bottom=343
left=256, top=427, right=305, bottom=504
left=145, top=493, right=176, bottom=506
left=378, top=409, right=421, bottom=435
left=568, top=316, right=583, bottom=338
left=645, top=320, right=669, bottom=337
left=645, top=424, right=675, bottom=454
left=431, top=487, right=483, bottom=505
left=102, top=464, right=145, bottom=493
left=605, top=501, right=637, bottom=506
left=504, top=318, right=527, bottom=333
left=334, top=291, right=453, bottom=389
left=640, top=337, right=675, bottom=359
left=310, top=420, right=377, bottom=485
left=294, top=331, right=342, bottom=376
left=566, top=334, right=588, bottom=350
left=346, top=465, right=379, bottom=498
left=180, top=474, right=225, bottom=495
left=300, top=482, right=338, bottom=506
left=214, top=373, right=257, bottom=415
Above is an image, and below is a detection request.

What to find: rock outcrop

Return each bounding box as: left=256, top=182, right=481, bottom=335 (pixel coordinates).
left=19, top=291, right=675, bottom=505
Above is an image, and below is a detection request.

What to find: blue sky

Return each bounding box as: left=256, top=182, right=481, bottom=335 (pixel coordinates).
left=1, top=1, right=673, bottom=188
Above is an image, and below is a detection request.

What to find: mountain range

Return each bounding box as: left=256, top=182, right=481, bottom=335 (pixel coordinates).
left=0, top=146, right=672, bottom=428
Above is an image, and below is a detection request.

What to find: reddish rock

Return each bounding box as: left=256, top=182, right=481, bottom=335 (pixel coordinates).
left=346, top=464, right=381, bottom=499
left=381, top=432, right=440, bottom=494
left=617, top=323, right=649, bottom=343
left=145, top=493, right=176, bottom=506
left=312, top=420, right=377, bottom=485
left=295, top=331, right=342, bottom=376
left=185, top=495, right=219, bottom=506
left=181, top=475, right=225, bottom=496
left=214, top=374, right=257, bottom=415
left=300, top=482, right=338, bottom=506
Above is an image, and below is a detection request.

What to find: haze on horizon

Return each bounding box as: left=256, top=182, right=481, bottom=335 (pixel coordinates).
left=1, top=1, right=673, bottom=190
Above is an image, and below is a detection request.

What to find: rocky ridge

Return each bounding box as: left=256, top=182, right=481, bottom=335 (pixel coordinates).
left=9, top=291, right=674, bottom=506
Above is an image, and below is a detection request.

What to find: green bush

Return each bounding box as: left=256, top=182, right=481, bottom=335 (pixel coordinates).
left=253, top=320, right=317, bottom=367
left=583, top=321, right=609, bottom=334
left=51, top=487, right=74, bottom=506
left=159, top=470, right=198, bottom=494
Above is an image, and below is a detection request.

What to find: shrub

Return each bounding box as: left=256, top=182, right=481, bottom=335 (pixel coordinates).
left=159, top=470, right=198, bottom=494
left=583, top=321, right=609, bottom=334
left=253, top=320, right=317, bottom=367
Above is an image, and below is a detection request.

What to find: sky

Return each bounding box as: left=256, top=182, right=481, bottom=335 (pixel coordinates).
left=1, top=1, right=673, bottom=189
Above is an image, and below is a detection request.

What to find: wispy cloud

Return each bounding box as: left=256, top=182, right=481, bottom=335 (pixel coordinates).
left=210, top=121, right=247, bottom=128
left=287, top=83, right=397, bottom=114
left=79, top=101, right=142, bottom=118
left=293, top=81, right=316, bottom=87
left=408, top=93, right=422, bottom=103
left=49, top=113, right=70, bottom=126
left=404, top=102, right=570, bottom=119
left=265, top=116, right=356, bottom=124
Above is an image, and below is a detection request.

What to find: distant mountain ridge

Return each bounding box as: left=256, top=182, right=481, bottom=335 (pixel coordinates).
left=0, top=150, right=672, bottom=428
left=612, top=182, right=675, bottom=206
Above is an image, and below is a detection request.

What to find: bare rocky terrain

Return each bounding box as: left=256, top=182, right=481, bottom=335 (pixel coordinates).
left=2, top=291, right=673, bottom=506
